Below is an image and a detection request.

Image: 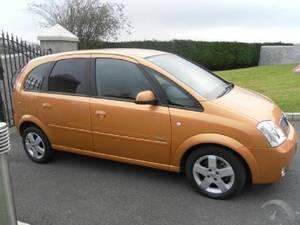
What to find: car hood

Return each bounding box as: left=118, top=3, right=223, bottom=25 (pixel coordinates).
left=212, top=86, right=282, bottom=122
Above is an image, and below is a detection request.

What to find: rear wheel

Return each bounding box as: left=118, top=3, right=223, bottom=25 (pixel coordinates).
left=22, top=126, right=54, bottom=163
left=185, top=146, right=247, bottom=199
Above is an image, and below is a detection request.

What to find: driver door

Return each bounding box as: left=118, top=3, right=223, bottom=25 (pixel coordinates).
left=90, top=55, right=171, bottom=165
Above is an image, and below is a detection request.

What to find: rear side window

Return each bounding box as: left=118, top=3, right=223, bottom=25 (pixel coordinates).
left=24, top=62, right=51, bottom=91
left=48, top=59, right=89, bottom=95
left=95, top=59, right=152, bottom=101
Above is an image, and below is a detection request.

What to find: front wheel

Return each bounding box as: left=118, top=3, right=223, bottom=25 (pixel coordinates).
left=185, top=146, right=247, bottom=199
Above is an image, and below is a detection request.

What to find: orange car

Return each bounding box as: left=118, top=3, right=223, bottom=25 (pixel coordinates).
left=12, top=49, right=297, bottom=199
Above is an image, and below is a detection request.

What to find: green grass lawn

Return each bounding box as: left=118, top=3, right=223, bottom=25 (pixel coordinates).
left=216, top=64, right=300, bottom=112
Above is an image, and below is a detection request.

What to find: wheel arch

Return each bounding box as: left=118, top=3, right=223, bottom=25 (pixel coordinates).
left=18, top=115, right=49, bottom=137
left=173, top=133, right=260, bottom=183
left=182, top=143, right=254, bottom=184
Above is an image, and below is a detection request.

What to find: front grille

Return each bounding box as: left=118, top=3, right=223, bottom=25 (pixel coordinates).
left=280, top=114, right=290, bottom=136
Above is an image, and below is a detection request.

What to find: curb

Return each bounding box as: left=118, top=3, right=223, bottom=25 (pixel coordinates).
left=285, top=113, right=300, bottom=121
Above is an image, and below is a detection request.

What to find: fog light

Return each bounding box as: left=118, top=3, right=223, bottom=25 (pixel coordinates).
left=281, top=167, right=288, bottom=177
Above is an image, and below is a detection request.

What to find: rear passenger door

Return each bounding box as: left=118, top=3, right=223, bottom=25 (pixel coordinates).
left=38, top=55, right=93, bottom=152
left=20, top=62, right=53, bottom=122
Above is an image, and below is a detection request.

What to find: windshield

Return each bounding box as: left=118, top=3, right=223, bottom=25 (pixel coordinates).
left=147, top=54, right=230, bottom=100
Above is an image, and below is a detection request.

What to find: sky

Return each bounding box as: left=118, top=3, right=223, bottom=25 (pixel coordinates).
left=1, top=0, right=300, bottom=43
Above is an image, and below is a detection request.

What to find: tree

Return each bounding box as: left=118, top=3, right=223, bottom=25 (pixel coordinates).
left=29, top=0, right=131, bottom=46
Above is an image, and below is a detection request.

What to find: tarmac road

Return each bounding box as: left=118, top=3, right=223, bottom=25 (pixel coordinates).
left=7, top=121, right=300, bottom=225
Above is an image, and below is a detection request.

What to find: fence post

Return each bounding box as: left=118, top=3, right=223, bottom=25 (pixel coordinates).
left=0, top=122, right=17, bottom=225
left=0, top=63, right=4, bottom=80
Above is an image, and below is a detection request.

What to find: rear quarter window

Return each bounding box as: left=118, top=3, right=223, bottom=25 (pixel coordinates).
left=24, top=62, right=52, bottom=91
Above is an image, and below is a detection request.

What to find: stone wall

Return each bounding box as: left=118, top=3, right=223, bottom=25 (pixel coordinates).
left=259, top=44, right=300, bottom=65
left=38, top=24, right=79, bottom=54
left=40, top=40, right=78, bottom=54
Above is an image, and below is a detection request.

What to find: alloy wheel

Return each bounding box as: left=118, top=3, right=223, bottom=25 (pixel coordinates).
left=25, top=132, right=46, bottom=160
left=192, top=155, right=235, bottom=194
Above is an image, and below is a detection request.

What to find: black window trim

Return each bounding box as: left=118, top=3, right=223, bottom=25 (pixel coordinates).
left=142, top=66, right=204, bottom=112
left=45, top=58, right=93, bottom=97
left=90, top=57, right=164, bottom=105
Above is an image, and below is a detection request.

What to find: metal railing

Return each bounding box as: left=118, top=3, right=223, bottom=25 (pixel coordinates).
left=0, top=31, right=52, bottom=127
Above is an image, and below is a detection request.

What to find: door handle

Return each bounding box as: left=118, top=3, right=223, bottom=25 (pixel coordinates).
left=42, top=103, right=51, bottom=109
left=95, top=110, right=106, bottom=118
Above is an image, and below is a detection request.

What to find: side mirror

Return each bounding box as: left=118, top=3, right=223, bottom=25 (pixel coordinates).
left=135, top=90, right=157, bottom=105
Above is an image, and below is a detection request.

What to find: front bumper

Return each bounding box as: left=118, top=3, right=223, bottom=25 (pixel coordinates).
left=250, top=123, right=298, bottom=184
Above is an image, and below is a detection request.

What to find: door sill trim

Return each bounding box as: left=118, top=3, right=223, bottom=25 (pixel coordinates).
left=52, top=144, right=179, bottom=172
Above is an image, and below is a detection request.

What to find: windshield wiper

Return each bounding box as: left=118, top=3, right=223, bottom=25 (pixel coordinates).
left=217, top=83, right=234, bottom=98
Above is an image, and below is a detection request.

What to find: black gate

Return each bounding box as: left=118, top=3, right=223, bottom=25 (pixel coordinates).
left=0, top=31, right=52, bottom=127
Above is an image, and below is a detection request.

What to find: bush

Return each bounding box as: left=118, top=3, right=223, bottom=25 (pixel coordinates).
left=81, top=40, right=262, bottom=70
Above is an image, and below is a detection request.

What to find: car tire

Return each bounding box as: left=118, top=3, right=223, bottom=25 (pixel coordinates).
left=22, top=126, right=54, bottom=163
left=185, top=145, right=247, bottom=199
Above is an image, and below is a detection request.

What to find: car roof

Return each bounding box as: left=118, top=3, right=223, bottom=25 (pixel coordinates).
left=30, top=48, right=168, bottom=65
left=98, top=48, right=168, bottom=58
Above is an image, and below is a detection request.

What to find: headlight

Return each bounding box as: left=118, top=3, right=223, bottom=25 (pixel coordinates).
left=257, top=121, right=287, bottom=147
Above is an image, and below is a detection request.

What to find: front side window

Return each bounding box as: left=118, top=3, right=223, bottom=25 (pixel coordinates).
left=147, top=54, right=229, bottom=100
left=145, top=67, right=200, bottom=109
left=48, top=59, right=89, bottom=95
left=24, top=62, right=51, bottom=91
left=96, top=58, right=152, bottom=101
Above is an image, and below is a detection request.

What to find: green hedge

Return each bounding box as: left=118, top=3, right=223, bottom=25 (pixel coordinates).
left=81, top=40, right=262, bottom=71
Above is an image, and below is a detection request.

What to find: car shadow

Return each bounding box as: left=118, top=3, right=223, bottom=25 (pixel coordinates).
left=52, top=150, right=285, bottom=201
left=54, top=150, right=188, bottom=185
